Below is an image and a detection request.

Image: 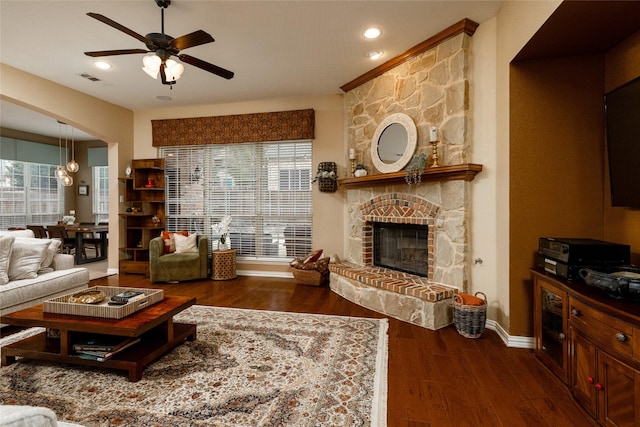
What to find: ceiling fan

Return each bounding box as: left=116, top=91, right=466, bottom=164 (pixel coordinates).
left=84, top=0, right=234, bottom=86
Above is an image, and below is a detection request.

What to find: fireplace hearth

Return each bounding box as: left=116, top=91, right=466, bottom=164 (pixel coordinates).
left=374, top=222, right=428, bottom=276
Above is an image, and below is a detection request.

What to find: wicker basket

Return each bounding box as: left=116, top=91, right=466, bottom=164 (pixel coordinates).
left=452, top=292, right=487, bottom=339
left=291, top=268, right=329, bottom=286
left=317, top=162, right=337, bottom=193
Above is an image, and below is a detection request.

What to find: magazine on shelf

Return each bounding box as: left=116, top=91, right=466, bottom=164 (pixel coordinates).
left=75, top=337, right=141, bottom=362
left=73, top=335, right=140, bottom=353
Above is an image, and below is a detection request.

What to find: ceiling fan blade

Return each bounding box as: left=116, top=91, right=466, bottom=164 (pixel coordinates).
left=87, top=12, right=149, bottom=45
left=170, top=30, right=215, bottom=51
left=84, top=49, right=148, bottom=57
left=178, top=54, right=234, bottom=80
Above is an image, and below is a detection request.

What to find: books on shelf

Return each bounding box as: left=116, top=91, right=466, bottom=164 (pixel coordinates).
left=73, top=336, right=141, bottom=361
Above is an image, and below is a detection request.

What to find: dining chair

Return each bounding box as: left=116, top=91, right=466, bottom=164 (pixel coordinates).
left=27, top=225, right=49, bottom=238
left=46, top=225, right=78, bottom=256
left=77, top=223, right=102, bottom=258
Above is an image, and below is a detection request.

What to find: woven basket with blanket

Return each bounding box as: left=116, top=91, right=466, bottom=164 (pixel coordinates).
left=452, top=292, right=487, bottom=339
left=289, top=249, right=329, bottom=286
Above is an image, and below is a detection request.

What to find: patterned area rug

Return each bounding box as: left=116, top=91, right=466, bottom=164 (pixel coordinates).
left=1, top=306, right=388, bottom=427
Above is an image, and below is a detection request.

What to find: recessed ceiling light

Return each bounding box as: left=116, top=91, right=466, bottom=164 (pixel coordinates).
left=157, top=95, right=172, bottom=101
left=363, top=27, right=382, bottom=39
left=93, top=61, right=112, bottom=70
left=367, top=50, right=383, bottom=60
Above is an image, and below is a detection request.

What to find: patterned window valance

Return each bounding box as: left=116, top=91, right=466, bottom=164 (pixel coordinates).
left=152, top=109, right=314, bottom=147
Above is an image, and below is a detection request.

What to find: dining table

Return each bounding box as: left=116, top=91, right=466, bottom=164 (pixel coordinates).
left=64, top=224, right=109, bottom=265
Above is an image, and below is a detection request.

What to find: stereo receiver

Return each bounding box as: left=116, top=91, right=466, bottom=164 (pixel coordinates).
left=538, top=238, right=630, bottom=265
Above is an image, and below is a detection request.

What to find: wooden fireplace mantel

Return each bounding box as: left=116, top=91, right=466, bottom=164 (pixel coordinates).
left=338, top=163, right=483, bottom=189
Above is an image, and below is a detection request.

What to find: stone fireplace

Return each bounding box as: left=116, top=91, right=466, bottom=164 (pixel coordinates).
left=329, top=21, right=480, bottom=329
left=329, top=177, right=475, bottom=330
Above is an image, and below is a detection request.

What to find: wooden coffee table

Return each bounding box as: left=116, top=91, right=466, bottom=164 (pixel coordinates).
left=1, top=295, right=196, bottom=381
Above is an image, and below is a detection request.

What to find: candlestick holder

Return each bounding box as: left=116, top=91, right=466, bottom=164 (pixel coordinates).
left=429, top=140, right=440, bottom=168
left=350, top=158, right=356, bottom=177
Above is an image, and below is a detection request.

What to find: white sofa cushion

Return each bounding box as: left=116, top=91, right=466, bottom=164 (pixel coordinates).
left=0, top=267, right=89, bottom=315
left=174, top=232, right=198, bottom=253
left=39, top=239, right=62, bottom=274
left=0, top=234, right=15, bottom=285
left=0, top=230, right=35, bottom=238
left=0, top=405, right=86, bottom=427
left=0, top=405, right=58, bottom=427
left=8, top=238, right=50, bottom=281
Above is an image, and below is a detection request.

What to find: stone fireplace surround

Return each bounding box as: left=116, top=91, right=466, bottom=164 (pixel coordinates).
left=330, top=21, right=481, bottom=329
left=329, top=181, right=473, bottom=330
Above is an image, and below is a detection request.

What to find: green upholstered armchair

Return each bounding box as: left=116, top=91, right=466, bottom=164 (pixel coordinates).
left=149, top=235, right=209, bottom=283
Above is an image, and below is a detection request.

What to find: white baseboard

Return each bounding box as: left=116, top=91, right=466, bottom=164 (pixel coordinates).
left=486, top=319, right=534, bottom=348
left=236, top=269, right=293, bottom=279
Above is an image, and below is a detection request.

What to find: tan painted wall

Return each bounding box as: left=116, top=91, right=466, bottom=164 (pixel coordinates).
left=604, top=30, right=640, bottom=266
left=492, top=0, right=562, bottom=336
left=132, top=94, right=345, bottom=274
left=469, top=17, right=500, bottom=321
left=0, top=64, right=134, bottom=273
left=72, top=140, right=109, bottom=224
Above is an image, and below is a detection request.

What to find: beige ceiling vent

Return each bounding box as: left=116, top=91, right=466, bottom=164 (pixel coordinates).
left=79, top=73, right=101, bottom=82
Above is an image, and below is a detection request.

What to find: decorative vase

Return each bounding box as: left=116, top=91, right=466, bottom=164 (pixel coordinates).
left=218, top=240, right=230, bottom=251
left=355, top=169, right=367, bottom=177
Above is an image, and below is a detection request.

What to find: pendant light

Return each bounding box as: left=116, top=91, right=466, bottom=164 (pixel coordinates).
left=61, top=126, right=73, bottom=186
left=55, top=121, right=67, bottom=179
left=66, top=127, right=79, bottom=173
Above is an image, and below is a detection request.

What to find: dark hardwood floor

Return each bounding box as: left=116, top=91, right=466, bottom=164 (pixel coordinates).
left=87, top=274, right=594, bottom=426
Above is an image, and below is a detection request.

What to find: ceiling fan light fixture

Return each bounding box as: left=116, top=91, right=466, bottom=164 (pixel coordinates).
left=165, top=59, right=184, bottom=81
left=85, top=3, right=234, bottom=86
left=143, top=53, right=162, bottom=79
left=143, top=66, right=159, bottom=79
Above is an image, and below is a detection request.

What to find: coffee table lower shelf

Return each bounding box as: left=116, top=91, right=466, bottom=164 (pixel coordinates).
left=1, top=323, right=196, bottom=382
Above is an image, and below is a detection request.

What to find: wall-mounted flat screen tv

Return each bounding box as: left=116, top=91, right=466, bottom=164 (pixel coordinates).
left=605, top=76, right=640, bottom=207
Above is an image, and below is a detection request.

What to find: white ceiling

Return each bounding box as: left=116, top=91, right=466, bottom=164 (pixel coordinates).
left=0, top=0, right=502, bottom=141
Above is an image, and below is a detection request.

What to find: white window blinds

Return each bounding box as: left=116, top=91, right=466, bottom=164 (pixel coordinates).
left=92, top=166, right=109, bottom=224
left=0, top=160, right=63, bottom=229
left=160, top=141, right=312, bottom=259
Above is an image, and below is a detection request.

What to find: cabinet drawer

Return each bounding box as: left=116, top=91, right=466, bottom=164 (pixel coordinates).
left=570, top=297, right=633, bottom=358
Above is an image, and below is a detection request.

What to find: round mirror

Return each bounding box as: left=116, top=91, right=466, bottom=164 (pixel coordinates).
left=377, top=123, right=408, bottom=164
left=370, top=113, right=417, bottom=173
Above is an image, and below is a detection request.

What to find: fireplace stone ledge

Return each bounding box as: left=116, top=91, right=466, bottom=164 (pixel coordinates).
left=329, top=262, right=457, bottom=330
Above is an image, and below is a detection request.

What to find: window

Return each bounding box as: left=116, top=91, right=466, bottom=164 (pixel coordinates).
left=161, top=141, right=312, bottom=259
left=92, top=165, right=109, bottom=224
left=0, top=159, right=63, bottom=229
left=279, top=169, right=311, bottom=191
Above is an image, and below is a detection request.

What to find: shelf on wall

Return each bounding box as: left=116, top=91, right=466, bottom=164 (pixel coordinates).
left=338, top=163, right=483, bottom=188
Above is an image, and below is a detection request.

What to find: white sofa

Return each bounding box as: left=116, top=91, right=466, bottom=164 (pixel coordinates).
left=0, top=230, right=89, bottom=323
left=0, top=405, right=84, bottom=427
